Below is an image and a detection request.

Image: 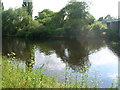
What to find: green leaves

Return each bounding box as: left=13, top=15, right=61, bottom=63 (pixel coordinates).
left=2, top=7, right=32, bottom=37
left=22, top=2, right=33, bottom=17
left=2, top=0, right=109, bottom=40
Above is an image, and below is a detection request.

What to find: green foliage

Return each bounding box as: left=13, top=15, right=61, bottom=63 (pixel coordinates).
left=51, top=1, right=93, bottom=39
left=35, top=9, right=55, bottom=20
left=64, top=1, right=89, bottom=20
left=64, top=19, right=85, bottom=39
left=2, top=57, right=59, bottom=88
left=3, top=0, right=118, bottom=40
left=22, top=2, right=33, bottom=17
left=2, top=56, right=118, bottom=88
left=2, top=8, right=32, bottom=36
left=105, top=28, right=119, bottom=41
left=16, top=20, right=43, bottom=38
left=2, top=8, right=18, bottom=36
left=88, top=21, right=107, bottom=31
left=86, top=21, right=107, bottom=39
left=86, top=14, right=95, bottom=25
left=35, top=9, right=55, bottom=25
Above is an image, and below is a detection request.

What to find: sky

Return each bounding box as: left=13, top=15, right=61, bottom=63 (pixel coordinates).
left=1, top=0, right=120, bottom=19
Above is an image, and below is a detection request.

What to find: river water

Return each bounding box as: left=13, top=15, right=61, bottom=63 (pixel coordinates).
left=2, top=37, right=119, bottom=88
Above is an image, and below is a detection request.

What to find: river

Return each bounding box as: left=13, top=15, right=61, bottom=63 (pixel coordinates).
left=2, top=37, right=119, bottom=88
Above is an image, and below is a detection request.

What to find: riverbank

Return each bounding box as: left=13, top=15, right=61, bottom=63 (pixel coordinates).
left=2, top=56, right=118, bottom=88
left=2, top=57, right=60, bottom=88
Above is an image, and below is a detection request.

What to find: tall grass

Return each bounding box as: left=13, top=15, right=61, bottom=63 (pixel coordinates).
left=2, top=54, right=119, bottom=88
left=2, top=57, right=60, bottom=88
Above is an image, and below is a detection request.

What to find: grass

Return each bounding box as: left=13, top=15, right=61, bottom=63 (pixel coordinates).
left=2, top=57, right=61, bottom=88
left=1, top=55, right=119, bottom=88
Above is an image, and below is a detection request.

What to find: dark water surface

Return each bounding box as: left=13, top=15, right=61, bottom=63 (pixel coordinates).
left=2, top=37, right=119, bottom=88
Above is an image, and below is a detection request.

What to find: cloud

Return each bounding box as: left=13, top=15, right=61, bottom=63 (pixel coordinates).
left=34, top=49, right=66, bottom=71
left=89, top=47, right=118, bottom=66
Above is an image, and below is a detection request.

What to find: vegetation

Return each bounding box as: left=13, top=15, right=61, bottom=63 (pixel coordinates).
left=2, top=0, right=115, bottom=40
left=2, top=8, right=32, bottom=37
left=98, top=15, right=119, bottom=41
left=105, top=27, right=119, bottom=41
left=2, top=56, right=118, bottom=88
left=22, top=2, right=33, bottom=18
left=2, top=57, right=59, bottom=88
left=1, top=0, right=119, bottom=88
left=86, top=21, right=107, bottom=39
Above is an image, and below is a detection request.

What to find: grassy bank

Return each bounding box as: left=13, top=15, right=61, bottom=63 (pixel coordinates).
left=2, top=57, right=118, bottom=88
left=2, top=57, right=61, bottom=88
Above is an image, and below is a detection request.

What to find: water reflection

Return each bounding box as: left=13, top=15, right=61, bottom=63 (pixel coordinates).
left=2, top=37, right=119, bottom=87
left=107, top=42, right=120, bottom=58
left=2, top=37, right=106, bottom=72
left=89, top=46, right=118, bottom=87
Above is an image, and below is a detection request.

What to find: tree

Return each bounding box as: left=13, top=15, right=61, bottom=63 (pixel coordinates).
left=35, top=9, right=55, bottom=25
left=58, top=1, right=90, bottom=39
left=0, top=0, right=4, bottom=10
left=85, top=13, right=95, bottom=25
left=2, top=8, right=17, bottom=36
left=2, top=8, right=32, bottom=36
left=22, top=1, right=33, bottom=18
left=104, top=15, right=113, bottom=20
left=63, top=1, right=89, bottom=20
left=98, top=17, right=103, bottom=22
left=35, top=9, right=55, bottom=20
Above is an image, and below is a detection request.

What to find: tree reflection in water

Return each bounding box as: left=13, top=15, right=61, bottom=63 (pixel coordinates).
left=2, top=37, right=106, bottom=73
left=107, top=42, right=120, bottom=59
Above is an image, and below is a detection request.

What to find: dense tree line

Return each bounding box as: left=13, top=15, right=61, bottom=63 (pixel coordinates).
left=2, top=0, right=115, bottom=40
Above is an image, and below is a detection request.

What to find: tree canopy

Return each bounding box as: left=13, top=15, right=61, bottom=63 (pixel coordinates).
left=2, top=0, right=110, bottom=40
left=22, top=2, right=33, bottom=18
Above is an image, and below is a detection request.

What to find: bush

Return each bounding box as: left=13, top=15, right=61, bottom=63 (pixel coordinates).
left=105, top=28, right=119, bottom=41
left=86, top=21, right=107, bottom=38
